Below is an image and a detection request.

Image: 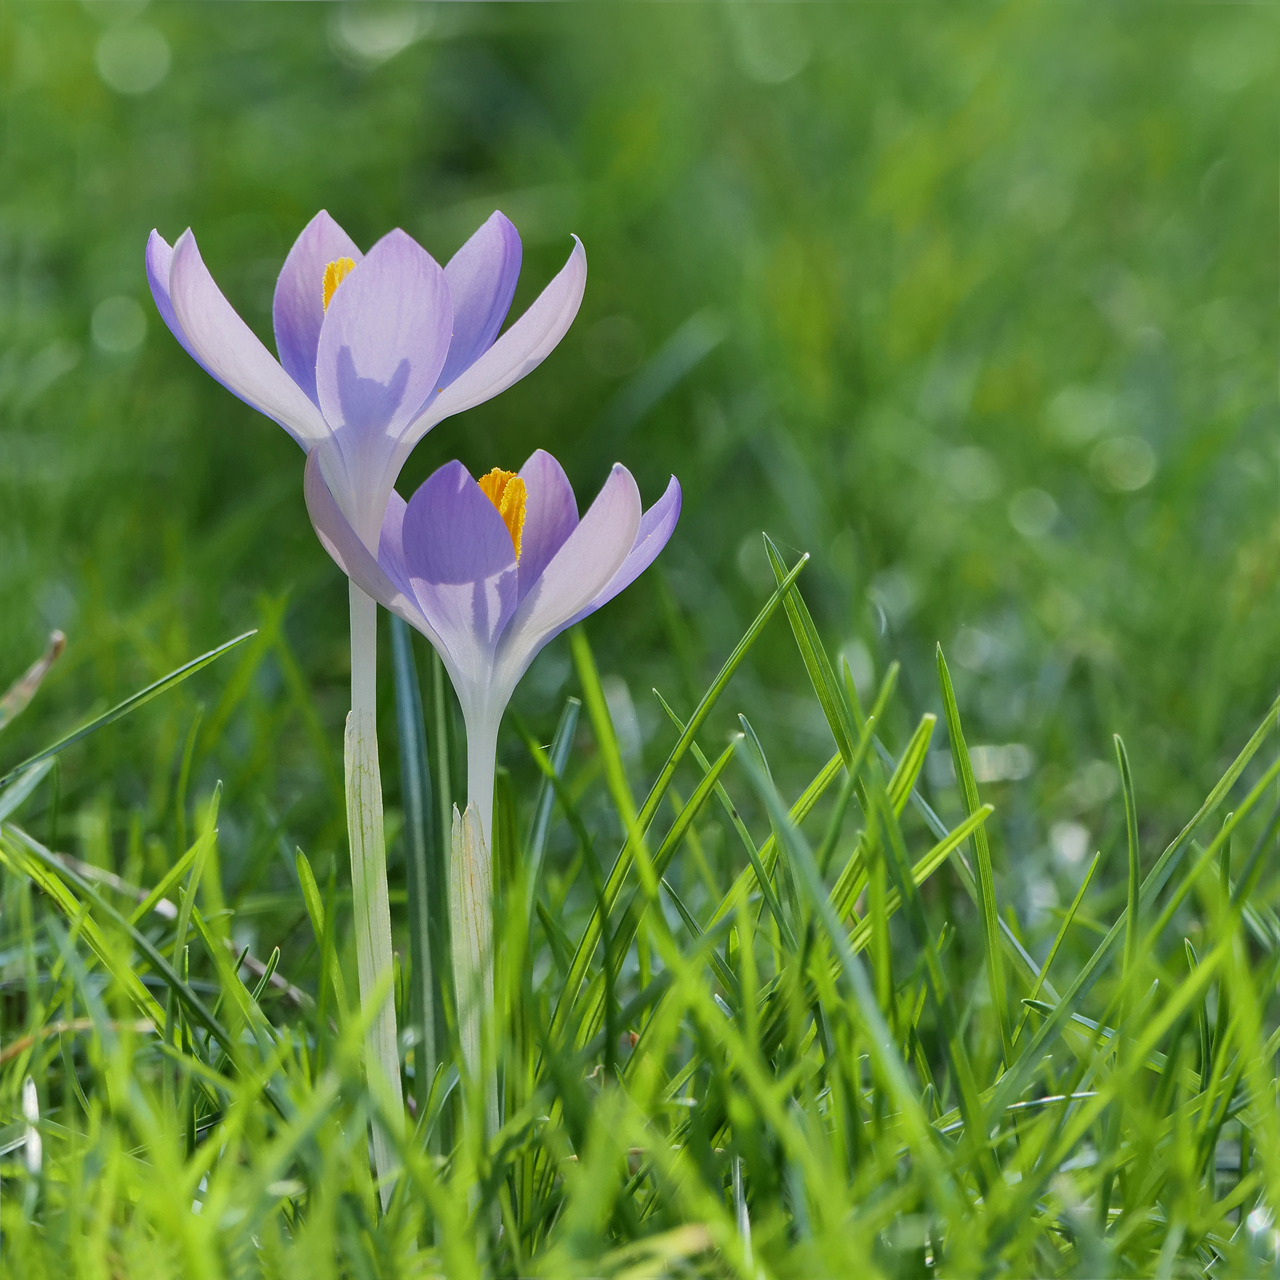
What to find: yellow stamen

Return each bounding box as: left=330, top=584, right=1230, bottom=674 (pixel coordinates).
left=322, top=257, right=356, bottom=311
left=477, top=468, right=527, bottom=558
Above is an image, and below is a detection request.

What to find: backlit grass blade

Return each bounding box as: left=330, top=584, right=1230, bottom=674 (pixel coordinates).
left=549, top=555, right=808, bottom=1042
left=730, top=739, right=951, bottom=1199
left=0, top=630, right=256, bottom=790
left=865, top=753, right=996, bottom=1184
left=6, top=828, right=238, bottom=1062
left=1012, top=853, right=1100, bottom=1047
left=986, top=692, right=1280, bottom=1124
left=846, top=804, right=993, bottom=954
left=764, top=534, right=855, bottom=765
left=572, top=742, right=736, bottom=1047
left=937, top=644, right=1013, bottom=1067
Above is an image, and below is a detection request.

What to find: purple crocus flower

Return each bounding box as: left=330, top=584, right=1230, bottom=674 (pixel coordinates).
left=304, top=447, right=681, bottom=846
left=146, top=210, right=586, bottom=548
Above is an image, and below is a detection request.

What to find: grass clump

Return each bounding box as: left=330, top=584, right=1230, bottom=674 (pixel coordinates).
left=0, top=547, right=1277, bottom=1279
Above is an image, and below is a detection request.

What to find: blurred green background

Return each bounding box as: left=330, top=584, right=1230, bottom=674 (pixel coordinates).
left=1, top=2, right=1277, bottom=950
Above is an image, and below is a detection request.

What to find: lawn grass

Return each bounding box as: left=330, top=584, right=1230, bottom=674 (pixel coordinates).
left=1, top=3, right=1278, bottom=1274
left=0, top=552, right=1276, bottom=1276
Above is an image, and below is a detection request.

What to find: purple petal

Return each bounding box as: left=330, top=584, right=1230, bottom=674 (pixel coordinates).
left=401, top=462, right=520, bottom=679
left=303, top=450, right=436, bottom=641
left=496, top=463, right=641, bottom=690
left=517, top=448, right=578, bottom=599
left=392, top=236, right=587, bottom=468
left=315, top=229, right=452, bottom=458
left=146, top=231, right=202, bottom=365
left=580, top=475, right=681, bottom=618
left=273, top=211, right=363, bottom=407
left=436, top=211, right=522, bottom=393
left=167, top=230, right=330, bottom=449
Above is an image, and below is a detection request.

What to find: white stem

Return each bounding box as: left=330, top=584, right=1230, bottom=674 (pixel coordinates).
left=451, top=714, right=500, bottom=1138
left=346, top=581, right=403, bottom=1209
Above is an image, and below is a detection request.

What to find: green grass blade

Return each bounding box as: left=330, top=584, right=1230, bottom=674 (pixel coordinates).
left=730, top=739, right=949, bottom=1195
left=550, top=555, right=809, bottom=1041
left=525, top=697, right=582, bottom=921
left=937, top=644, right=1013, bottom=1067
left=764, top=534, right=855, bottom=765
left=8, top=827, right=238, bottom=1062
left=986, top=692, right=1280, bottom=1123
left=296, top=848, right=348, bottom=1018
left=0, top=759, right=54, bottom=824
left=0, top=630, right=255, bottom=790
left=1115, top=735, right=1141, bottom=983
left=1012, top=853, right=1100, bottom=1046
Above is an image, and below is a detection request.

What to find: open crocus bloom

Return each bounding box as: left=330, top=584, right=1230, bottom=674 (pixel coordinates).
left=147, top=210, right=586, bottom=549
left=305, top=448, right=681, bottom=840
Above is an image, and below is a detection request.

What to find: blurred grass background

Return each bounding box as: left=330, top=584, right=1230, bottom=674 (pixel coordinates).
left=0, top=2, right=1277, bottom=955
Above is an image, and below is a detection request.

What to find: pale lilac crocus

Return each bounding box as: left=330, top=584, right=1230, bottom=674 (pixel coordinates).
left=146, top=210, right=585, bottom=550
left=145, top=210, right=585, bottom=1192
left=305, top=447, right=679, bottom=1107
left=307, top=448, right=681, bottom=851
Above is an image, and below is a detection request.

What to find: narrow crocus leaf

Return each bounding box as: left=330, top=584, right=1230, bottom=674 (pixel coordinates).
left=390, top=614, right=449, bottom=1125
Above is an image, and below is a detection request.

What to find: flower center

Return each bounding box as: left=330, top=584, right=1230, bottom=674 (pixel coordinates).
left=477, top=468, right=527, bottom=558
left=322, top=257, right=356, bottom=311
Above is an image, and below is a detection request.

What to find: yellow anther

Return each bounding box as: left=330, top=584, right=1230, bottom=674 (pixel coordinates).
left=477, top=468, right=527, bottom=558
left=322, top=257, right=356, bottom=311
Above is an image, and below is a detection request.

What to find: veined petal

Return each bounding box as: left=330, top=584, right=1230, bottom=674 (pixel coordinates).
left=517, top=448, right=579, bottom=598
left=401, top=461, right=520, bottom=682
left=496, top=463, right=640, bottom=691
left=273, top=211, right=363, bottom=407
left=316, top=229, right=453, bottom=456
left=394, top=236, right=587, bottom=467
left=167, top=230, right=330, bottom=448
left=437, top=211, right=522, bottom=393
left=576, top=475, right=681, bottom=620
left=303, top=450, right=437, bottom=642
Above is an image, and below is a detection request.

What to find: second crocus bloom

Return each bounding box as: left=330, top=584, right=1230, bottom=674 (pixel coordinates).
left=307, top=448, right=679, bottom=1121
left=306, top=448, right=681, bottom=851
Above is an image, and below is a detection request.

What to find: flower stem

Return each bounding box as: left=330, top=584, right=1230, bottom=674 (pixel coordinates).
left=452, top=715, right=499, bottom=1138
left=346, top=581, right=403, bottom=1207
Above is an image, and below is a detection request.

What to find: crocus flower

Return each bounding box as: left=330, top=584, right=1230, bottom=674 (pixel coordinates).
left=306, top=446, right=678, bottom=1117
left=145, top=208, right=586, bottom=1186
left=146, top=210, right=587, bottom=549
left=304, top=447, right=682, bottom=845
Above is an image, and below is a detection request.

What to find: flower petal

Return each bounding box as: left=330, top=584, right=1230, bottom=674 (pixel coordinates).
left=146, top=231, right=201, bottom=365
left=517, top=448, right=579, bottom=598
left=167, top=229, right=330, bottom=448
left=315, top=229, right=452, bottom=453
left=395, top=236, right=587, bottom=465
left=273, top=211, right=363, bottom=408
left=436, top=211, right=522, bottom=393
left=496, top=463, right=640, bottom=692
left=303, top=450, right=436, bottom=641
left=577, top=475, right=681, bottom=619
left=401, top=462, right=520, bottom=685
